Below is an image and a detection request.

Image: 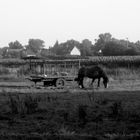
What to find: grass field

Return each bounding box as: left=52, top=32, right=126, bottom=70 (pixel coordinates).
left=0, top=76, right=140, bottom=140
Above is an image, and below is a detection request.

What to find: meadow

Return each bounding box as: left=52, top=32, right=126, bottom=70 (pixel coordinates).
left=0, top=58, right=140, bottom=139
left=0, top=76, right=140, bottom=139
left=0, top=89, right=140, bottom=140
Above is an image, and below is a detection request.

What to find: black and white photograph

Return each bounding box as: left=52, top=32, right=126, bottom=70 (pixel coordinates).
left=0, top=0, right=140, bottom=139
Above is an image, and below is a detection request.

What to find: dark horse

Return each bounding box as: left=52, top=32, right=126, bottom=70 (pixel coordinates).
left=75, top=65, right=109, bottom=89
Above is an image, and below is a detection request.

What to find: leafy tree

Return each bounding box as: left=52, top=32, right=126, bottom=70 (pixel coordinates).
left=125, top=48, right=139, bottom=55
left=51, top=40, right=61, bottom=55
left=1, top=47, right=8, bottom=58
left=93, top=33, right=112, bottom=53
left=8, top=40, right=23, bottom=49
left=52, top=39, right=81, bottom=56
left=26, top=39, right=45, bottom=53
left=134, top=41, right=140, bottom=51
left=125, top=43, right=140, bottom=55
left=135, top=40, right=140, bottom=46
left=82, top=39, right=92, bottom=48
left=51, top=39, right=94, bottom=56
left=102, top=41, right=128, bottom=56
left=99, top=33, right=112, bottom=42
left=81, top=39, right=93, bottom=56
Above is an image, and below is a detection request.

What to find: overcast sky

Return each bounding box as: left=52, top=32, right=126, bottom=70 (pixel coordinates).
left=0, top=0, right=140, bottom=48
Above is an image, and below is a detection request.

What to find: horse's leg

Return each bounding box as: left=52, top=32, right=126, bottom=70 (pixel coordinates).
left=76, top=76, right=81, bottom=88
left=97, top=78, right=100, bottom=88
left=90, top=78, right=95, bottom=87
left=82, top=78, right=85, bottom=88
left=79, top=80, right=82, bottom=88
left=78, top=77, right=84, bottom=88
left=80, top=77, right=84, bottom=88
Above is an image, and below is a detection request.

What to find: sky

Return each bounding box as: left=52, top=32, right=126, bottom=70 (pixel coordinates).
left=0, top=0, right=140, bottom=48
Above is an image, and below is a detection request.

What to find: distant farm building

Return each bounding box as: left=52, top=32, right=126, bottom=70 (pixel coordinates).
left=25, top=49, right=36, bottom=57
left=5, top=48, right=26, bottom=58
left=70, top=46, right=81, bottom=56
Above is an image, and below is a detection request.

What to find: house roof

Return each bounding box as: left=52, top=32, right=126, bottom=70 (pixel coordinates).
left=70, top=46, right=81, bottom=55
left=7, top=48, right=24, bottom=53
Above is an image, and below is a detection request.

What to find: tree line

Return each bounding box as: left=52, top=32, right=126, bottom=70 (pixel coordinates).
left=0, top=33, right=140, bottom=58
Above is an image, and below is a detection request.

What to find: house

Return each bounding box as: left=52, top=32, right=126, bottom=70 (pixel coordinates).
left=70, top=46, right=81, bottom=56
left=25, top=49, right=36, bottom=57
left=5, top=48, right=26, bottom=58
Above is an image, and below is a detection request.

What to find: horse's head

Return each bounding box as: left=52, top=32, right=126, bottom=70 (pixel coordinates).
left=74, top=77, right=80, bottom=84
left=103, top=76, right=109, bottom=88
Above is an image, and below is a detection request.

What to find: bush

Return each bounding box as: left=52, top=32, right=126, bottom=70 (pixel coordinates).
left=0, top=67, right=10, bottom=75
left=102, top=42, right=127, bottom=56
left=8, top=94, right=39, bottom=115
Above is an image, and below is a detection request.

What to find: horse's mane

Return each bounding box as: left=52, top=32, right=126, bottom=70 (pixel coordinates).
left=87, top=65, right=108, bottom=79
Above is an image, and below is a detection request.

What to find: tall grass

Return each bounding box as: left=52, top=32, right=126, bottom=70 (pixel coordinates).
left=0, top=89, right=139, bottom=137
left=8, top=94, right=39, bottom=114
left=104, top=66, right=140, bottom=80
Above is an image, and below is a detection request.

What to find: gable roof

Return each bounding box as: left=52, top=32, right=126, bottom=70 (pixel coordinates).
left=7, top=48, right=24, bottom=53
left=70, top=46, right=81, bottom=56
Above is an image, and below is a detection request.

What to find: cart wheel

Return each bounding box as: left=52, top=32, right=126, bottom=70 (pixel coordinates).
left=55, top=78, right=65, bottom=88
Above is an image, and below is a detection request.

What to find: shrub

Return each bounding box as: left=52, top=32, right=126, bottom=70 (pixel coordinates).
left=8, top=94, right=39, bottom=115
left=109, top=101, right=124, bottom=120
left=77, top=105, right=87, bottom=127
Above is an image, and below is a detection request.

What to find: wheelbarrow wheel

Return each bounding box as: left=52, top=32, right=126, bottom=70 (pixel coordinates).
left=55, top=78, right=65, bottom=88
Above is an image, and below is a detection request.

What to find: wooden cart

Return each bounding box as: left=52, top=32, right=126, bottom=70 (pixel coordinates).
left=26, top=75, right=75, bottom=88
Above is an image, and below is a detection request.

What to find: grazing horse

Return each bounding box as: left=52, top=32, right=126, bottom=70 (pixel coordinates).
left=75, top=65, right=109, bottom=89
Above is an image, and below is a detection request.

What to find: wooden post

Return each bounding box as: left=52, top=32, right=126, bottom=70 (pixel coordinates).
left=65, top=62, right=66, bottom=72
left=79, top=59, right=81, bottom=69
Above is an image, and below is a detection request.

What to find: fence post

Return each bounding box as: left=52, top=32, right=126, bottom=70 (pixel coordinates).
left=79, top=59, right=81, bottom=69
